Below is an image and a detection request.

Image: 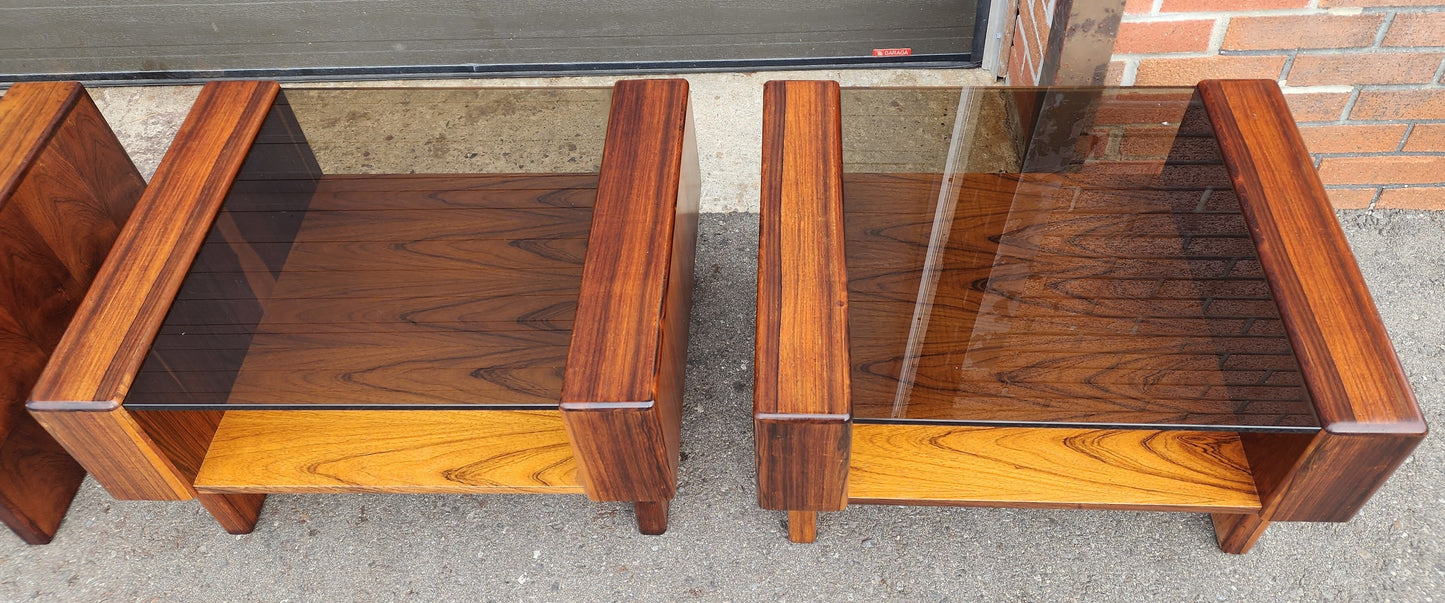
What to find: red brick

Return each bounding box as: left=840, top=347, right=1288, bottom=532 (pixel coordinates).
left=1351, top=90, right=1445, bottom=120
left=1284, top=92, right=1351, bottom=122
left=1286, top=53, right=1444, bottom=86
left=1162, top=0, right=1307, bottom=10
left=1318, top=156, right=1445, bottom=185
left=1321, top=0, right=1444, bottom=7
left=1124, top=0, right=1154, bottom=14
left=1298, top=124, right=1408, bottom=154
left=1376, top=187, right=1445, bottom=210
left=1223, top=15, right=1383, bottom=50
left=1404, top=124, right=1445, bottom=152
left=1326, top=188, right=1379, bottom=209
left=1105, top=60, right=1126, bottom=86
left=1134, top=55, right=1286, bottom=86
left=1009, top=20, right=1033, bottom=85
left=1030, top=0, right=1051, bottom=57
left=1384, top=13, right=1445, bottom=47
left=1095, top=96, right=1193, bottom=126
left=1119, top=126, right=1177, bottom=158
left=1115, top=20, right=1215, bottom=54
left=1019, top=1, right=1047, bottom=78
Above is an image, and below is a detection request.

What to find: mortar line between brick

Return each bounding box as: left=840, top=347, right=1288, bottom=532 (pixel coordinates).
left=1371, top=12, right=1395, bottom=49
left=1313, top=150, right=1445, bottom=158
left=1340, top=88, right=1362, bottom=123
left=1208, top=16, right=1227, bottom=54
left=1399, top=124, right=1417, bottom=153
left=1365, top=5, right=1445, bottom=15
left=1122, top=9, right=1329, bottom=22
left=1121, top=59, right=1139, bottom=87
left=1366, top=188, right=1381, bottom=211
left=1299, top=119, right=1445, bottom=126
left=1337, top=83, right=1445, bottom=91
left=1433, top=57, right=1445, bottom=85
left=1222, top=47, right=1445, bottom=56
left=1280, top=54, right=1297, bottom=86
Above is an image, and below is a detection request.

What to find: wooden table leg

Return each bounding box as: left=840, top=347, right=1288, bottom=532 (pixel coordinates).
left=787, top=510, right=818, bottom=543
left=635, top=500, right=670, bottom=536
left=1212, top=512, right=1270, bottom=554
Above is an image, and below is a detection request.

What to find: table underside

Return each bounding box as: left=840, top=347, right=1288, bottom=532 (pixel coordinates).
left=127, top=173, right=594, bottom=410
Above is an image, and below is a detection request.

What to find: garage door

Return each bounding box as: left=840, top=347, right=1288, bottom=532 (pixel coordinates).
left=1, top=1, right=985, bottom=82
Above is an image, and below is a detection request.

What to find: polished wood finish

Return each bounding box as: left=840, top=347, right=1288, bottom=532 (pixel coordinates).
left=754, top=81, right=851, bottom=515
left=194, top=410, right=581, bottom=493
left=1200, top=80, right=1426, bottom=551
left=634, top=500, right=670, bottom=536
left=560, top=79, right=697, bottom=535
left=849, top=424, right=1260, bottom=511
left=28, top=79, right=696, bottom=537
left=754, top=79, right=1424, bottom=553
left=843, top=171, right=1315, bottom=429
left=28, top=81, right=278, bottom=534
left=787, top=510, right=818, bottom=543
left=28, top=406, right=192, bottom=499
left=0, top=82, right=143, bottom=543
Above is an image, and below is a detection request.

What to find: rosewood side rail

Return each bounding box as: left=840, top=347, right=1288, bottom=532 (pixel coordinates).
left=0, top=82, right=143, bottom=544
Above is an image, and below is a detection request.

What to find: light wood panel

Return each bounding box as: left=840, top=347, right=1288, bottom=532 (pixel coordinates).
left=195, top=410, right=581, bottom=494
left=848, top=424, right=1261, bottom=512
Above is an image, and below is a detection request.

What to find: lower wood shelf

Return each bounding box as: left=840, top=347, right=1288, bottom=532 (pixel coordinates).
left=848, top=424, right=1262, bottom=512
left=194, top=410, right=582, bottom=494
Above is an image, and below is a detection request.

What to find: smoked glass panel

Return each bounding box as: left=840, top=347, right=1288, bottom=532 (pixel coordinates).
left=842, top=87, right=1319, bottom=431
left=126, top=87, right=611, bottom=410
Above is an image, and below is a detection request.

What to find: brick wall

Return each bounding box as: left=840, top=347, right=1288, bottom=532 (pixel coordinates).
left=1004, top=0, right=1445, bottom=210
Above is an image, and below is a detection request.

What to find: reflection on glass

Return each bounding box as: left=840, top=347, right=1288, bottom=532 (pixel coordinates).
left=842, top=87, right=1318, bottom=431
left=127, top=88, right=611, bottom=410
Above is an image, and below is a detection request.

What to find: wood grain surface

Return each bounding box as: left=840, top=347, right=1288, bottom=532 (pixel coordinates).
left=754, top=80, right=852, bottom=514
left=194, top=410, right=581, bottom=493
left=843, top=170, right=1317, bottom=429
left=1199, top=80, right=1426, bottom=538
left=129, top=173, right=592, bottom=410
left=560, top=78, right=697, bottom=526
left=28, top=81, right=277, bottom=517
left=0, top=82, right=143, bottom=543
left=848, top=424, right=1261, bottom=512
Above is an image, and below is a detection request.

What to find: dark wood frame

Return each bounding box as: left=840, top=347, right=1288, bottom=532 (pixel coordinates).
left=753, top=79, right=1426, bottom=552
left=28, top=79, right=698, bottom=535
left=0, top=82, right=144, bottom=544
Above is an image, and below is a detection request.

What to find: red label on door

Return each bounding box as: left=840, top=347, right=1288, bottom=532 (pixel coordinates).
left=872, top=48, right=913, bottom=57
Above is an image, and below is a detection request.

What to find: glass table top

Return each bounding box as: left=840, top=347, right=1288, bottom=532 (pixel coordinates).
left=126, top=87, right=612, bottom=410
left=841, top=87, right=1319, bottom=432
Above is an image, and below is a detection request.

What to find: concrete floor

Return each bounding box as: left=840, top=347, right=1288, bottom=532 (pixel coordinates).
left=1, top=70, right=1442, bottom=601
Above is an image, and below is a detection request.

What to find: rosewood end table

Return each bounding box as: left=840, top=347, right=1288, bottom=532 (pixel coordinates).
left=29, top=79, right=698, bottom=535
left=0, top=82, right=143, bottom=544
left=754, top=79, right=1426, bottom=553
